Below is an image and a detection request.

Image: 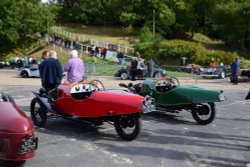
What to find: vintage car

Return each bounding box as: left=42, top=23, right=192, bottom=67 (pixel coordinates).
left=16, top=64, right=40, bottom=78
left=30, top=80, right=155, bottom=141
left=0, top=92, right=38, bottom=165
left=200, top=65, right=231, bottom=79
left=120, top=77, right=226, bottom=125
left=113, top=65, right=166, bottom=80
left=175, top=64, right=202, bottom=75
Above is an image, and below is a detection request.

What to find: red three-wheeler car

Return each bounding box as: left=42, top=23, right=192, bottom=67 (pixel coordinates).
left=0, top=92, right=38, bottom=166
left=30, top=80, right=155, bottom=141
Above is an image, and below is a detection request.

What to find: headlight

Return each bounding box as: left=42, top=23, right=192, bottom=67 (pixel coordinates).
left=142, top=96, right=156, bottom=113
left=19, top=137, right=38, bottom=154
left=219, top=91, right=226, bottom=101
left=162, top=70, right=166, bottom=74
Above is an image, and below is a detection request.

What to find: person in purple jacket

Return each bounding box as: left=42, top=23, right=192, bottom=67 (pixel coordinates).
left=64, top=50, right=85, bottom=83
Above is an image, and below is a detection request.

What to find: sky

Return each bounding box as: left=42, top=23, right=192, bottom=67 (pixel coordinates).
left=41, top=0, right=49, bottom=3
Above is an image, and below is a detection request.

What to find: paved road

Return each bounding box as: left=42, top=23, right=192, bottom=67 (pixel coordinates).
left=0, top=69, right=250, bottom=167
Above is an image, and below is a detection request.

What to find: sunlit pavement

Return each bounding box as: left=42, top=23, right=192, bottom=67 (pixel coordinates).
left=0, top=69, right=250, bottom=167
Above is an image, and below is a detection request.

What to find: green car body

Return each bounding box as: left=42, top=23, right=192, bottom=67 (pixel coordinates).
left=140, top=79, right=223, bottom=106
left=121, top=78, right=226, bottom=125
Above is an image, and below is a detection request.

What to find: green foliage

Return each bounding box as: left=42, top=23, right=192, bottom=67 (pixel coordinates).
left=211, top=0, right=250, bottom=49
left=158, top=40, right=238, bottom=66
left=0, top=0, right=58, bottom=56
left=134, top=27, right=163, bottom=60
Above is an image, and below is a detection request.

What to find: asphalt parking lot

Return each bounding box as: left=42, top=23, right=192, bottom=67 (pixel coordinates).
left=0, top=69, right=250, bottom=167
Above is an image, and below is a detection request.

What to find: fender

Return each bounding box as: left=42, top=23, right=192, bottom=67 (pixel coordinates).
left=32, top=92, right=54, bottom=112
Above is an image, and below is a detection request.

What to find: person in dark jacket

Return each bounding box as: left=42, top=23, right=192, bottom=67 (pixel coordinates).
left=231, top=57, right=240, bottom=85
left=130, top=57, right=138, bottom=81
left=40, top=50, right=63, bottom=93
left=241, top=70, right=250, bottom=100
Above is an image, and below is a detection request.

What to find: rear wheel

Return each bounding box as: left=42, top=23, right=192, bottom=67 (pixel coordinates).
left=120, top=72, right=128, bottom=80
left=114, top=114, right=141, bottom=141
left=21, top=71, right=28, bottom=78
left=191, top=103, right=216, bottom=125
left=30, top=98, right=47, bottom=127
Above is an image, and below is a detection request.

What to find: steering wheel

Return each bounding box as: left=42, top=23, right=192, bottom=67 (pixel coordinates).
left=90, top=80, right=105, bottom=91
left=168, top=77, right=180, bottom=87
left=154, top=77, right=180, bottom=93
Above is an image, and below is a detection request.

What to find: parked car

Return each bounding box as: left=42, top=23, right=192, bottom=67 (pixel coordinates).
left=175, top=64, right=202, bottom=75
left=0, top=92, right=38, bottom=165
left=119, top=77, right=226, bottom=125
left=113, top=65, right=166, bottom=80
left=200, top=65, right=231, bottom=79
left=30, top=80, right=155, bottom=141
left=16, top=64, right=40, bottom=78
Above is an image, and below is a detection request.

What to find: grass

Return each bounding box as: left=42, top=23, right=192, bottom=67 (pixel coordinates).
left=55, top=24, right=138, bottom=47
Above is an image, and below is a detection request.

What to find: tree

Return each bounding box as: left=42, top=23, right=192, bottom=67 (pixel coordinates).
left=212, top=0, right=250, bottom=50
left=0, top=0, right=57, bottom=55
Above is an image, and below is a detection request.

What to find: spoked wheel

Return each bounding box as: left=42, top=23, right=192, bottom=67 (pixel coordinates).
left=30, top=98, right=47, bottom=127
left=91, top=80, right=105, bottom=90
left=191, top=102, right=216, bottom=125
left=114, top=114, right=141, bottom=141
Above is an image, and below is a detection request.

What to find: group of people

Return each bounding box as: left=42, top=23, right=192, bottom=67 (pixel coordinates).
left=129, top=52, right=155, bottom=81
left=209, top=57, right=240, bottom=85
left=91, top=46, right=107, bottom=59
left=39, top=49, right=85, bottom=93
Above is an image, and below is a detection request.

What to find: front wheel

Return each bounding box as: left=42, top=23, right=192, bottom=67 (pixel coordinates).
left=30, top=98, right=47, bottom=127
left=120, top=72, right=128, bottom=80
left=191, top=103, right=216, bottom=125
left=114, top=114, right=141, bottom=141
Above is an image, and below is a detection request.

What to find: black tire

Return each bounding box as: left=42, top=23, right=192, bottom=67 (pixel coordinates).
left=191, top=102, right=216, bottom=125
left=3, top=160, right=26, bottom=167
left=20, top=71, right=28, bottom=78
left=114, top=114, right=141, bottom=141
left=30, top=98, right=47, bottom=127
left=120, top=72, right=128, bottom=80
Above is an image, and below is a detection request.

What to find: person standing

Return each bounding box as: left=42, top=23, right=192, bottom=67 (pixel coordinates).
left=137, top=58, right=145, bottom=79
left=64, top=50, right=85, bottom=83
left=117, top=51, right=125, bottom=65
left=147, top=58, right=155, bottom=78
left=40, top=50, right=63, bottom=93
left=210, top=58, right=216, bottom=68
left=231, top=57, right=240, bottom=85
left=130, top=57, right=138, bottom=81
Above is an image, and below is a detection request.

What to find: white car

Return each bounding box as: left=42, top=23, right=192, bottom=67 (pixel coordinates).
left=16, top=64, right=40, bottom=78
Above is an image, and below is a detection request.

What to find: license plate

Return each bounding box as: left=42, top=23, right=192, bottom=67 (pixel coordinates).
left=19, top=137, right=38, bottom=154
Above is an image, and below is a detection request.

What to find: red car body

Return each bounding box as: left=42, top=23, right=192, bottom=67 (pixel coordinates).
left=30, top=80, right=155, bottom=141
left=0, top=93, right=37, bottom=161
left=54, top=84, right=143, bottom=117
